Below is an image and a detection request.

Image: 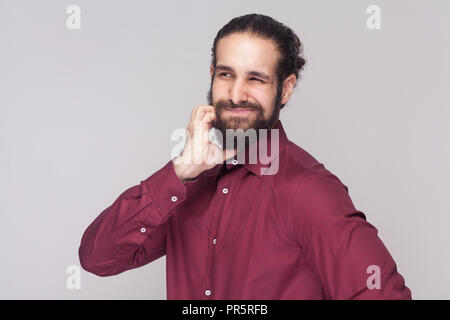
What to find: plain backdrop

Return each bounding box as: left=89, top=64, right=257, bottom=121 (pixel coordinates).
left=1, top=0, right=449, bottom=299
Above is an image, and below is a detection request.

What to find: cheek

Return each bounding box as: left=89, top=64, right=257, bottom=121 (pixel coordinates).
left=212, top=80, right=225, bottom=99
left=253, top=89, right=276, bottom=117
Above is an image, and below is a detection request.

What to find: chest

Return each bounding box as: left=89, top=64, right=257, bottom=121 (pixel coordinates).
left=170, top=170, right=294, bottom=258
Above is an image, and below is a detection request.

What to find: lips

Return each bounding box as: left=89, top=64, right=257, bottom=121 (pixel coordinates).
left=225, top=107, right=255, bottom=114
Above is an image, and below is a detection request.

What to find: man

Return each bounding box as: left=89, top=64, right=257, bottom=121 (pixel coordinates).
left=79, top=13, right=412, bottom=299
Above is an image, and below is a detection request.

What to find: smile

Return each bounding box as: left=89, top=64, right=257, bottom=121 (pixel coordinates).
left=225, top=107, right=255, bottom=116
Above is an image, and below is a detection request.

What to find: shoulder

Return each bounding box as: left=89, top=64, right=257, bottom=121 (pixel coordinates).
left=274, top=139, right=333, bottom=191
left=280, top=140, right=363, bottom=225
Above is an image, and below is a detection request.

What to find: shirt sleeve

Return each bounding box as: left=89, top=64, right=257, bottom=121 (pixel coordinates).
left=78, top=159, right=187, bottom=277
left=288, top=170, right=412, bottom=300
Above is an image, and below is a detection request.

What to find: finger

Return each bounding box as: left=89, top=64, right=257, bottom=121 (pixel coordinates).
left=194, top=105, right=214, bottom=122
left=191, top=105, right=202, bottom=121
left=188, top=106, right=215, bottom=140
left=192, top=105, right=203, bottom=122
left=188, top=106, right=205, bottom=133
left=201, top=112, right=216, bottom=130
left=200, top=109, right=216, bottom=121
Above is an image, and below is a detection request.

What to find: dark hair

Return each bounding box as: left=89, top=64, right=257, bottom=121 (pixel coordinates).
left=210, top=13, right=306, bottom=109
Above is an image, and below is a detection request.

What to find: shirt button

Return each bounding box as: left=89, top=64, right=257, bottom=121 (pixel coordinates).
left=171, top=195, right=178, bottom=202
left=232, top=159, right=238, bottom=165
left=212, top=238, right=217, bottom=245
left=140, top=227, right=146, bottom=233
left=222, top=187, right=228, bottom=194
left=205, top=289, right=211, bottom=296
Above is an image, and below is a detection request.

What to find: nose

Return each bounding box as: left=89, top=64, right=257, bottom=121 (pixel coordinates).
left=229, top=78, right=249, bottom=105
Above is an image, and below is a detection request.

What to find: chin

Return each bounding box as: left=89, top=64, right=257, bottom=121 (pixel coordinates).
left=225, top=117, right=254, bottom=130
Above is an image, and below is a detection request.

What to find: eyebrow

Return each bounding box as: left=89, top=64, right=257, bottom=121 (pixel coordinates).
left=215, top=64, right=271, bottom=81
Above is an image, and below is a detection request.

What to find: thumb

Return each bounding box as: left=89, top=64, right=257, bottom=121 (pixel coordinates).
left=205, top=140, right=225, bottom=165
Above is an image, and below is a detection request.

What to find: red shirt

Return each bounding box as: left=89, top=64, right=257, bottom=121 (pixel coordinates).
left=78, top=120, right=412, bottom=299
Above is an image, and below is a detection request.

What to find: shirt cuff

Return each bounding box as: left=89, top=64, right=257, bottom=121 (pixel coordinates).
left=141, top=159, right=187, bottom=218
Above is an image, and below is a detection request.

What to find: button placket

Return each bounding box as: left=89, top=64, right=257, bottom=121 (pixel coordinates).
left=200, top=177, right=231, bottom=300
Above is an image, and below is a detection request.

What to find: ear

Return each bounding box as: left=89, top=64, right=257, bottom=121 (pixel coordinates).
left=210, top=65, right=215, bottom=80
left=280, top=74, right=297, bottom=105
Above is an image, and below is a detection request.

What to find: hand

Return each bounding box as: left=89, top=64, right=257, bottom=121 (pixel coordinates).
left=173, top=105, right=228, bottom=182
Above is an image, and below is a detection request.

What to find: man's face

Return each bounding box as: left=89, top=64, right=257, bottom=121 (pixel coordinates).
left=207, top=32, right=283, bottom=142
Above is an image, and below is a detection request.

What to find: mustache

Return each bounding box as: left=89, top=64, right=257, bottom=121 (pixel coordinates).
left=215, top=100, right=262, bottom=112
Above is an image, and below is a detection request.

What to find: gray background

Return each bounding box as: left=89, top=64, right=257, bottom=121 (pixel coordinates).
left=1, top=0, right=449, bottom=299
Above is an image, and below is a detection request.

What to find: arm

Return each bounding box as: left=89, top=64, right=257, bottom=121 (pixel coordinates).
left=78, top=159, right=186, bottom=277
left=78, top=104, right=225, bottom=277
left=288, top=171, right=412, bottom=299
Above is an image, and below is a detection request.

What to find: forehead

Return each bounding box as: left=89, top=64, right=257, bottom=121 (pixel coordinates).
left=215, top=32, right=280, bottom=76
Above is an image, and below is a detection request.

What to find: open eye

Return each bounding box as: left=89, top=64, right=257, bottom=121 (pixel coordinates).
left=219, top=72, right=231, bottom=78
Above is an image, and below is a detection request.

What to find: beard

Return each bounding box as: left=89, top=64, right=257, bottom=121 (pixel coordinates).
left=206, top=78, right=282, bottom=151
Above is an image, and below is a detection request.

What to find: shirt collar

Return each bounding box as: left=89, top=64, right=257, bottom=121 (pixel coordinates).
left=223, top=119, right=288, bottom=178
